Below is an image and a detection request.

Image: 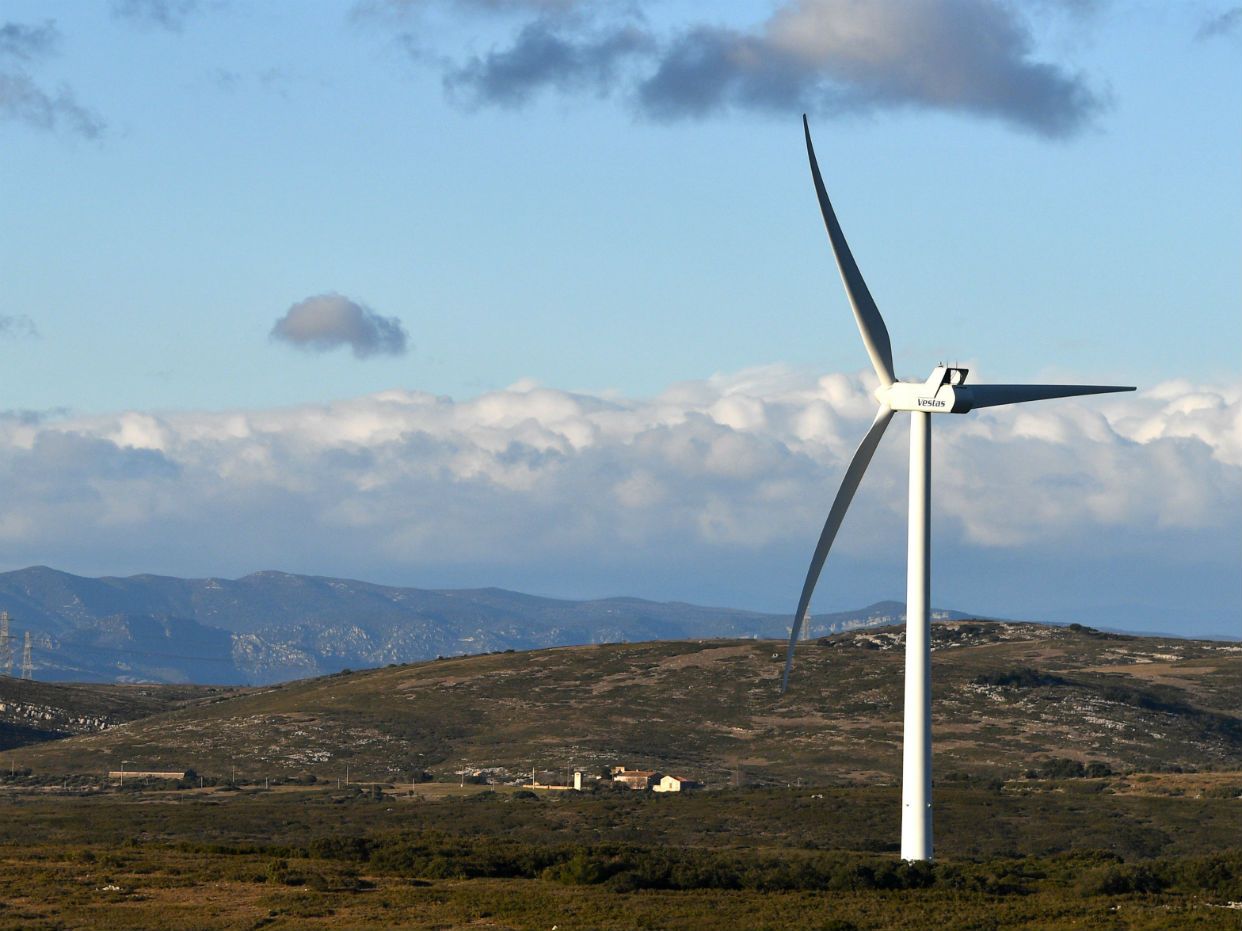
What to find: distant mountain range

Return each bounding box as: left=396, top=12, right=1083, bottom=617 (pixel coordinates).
left=0, top=566, right=972, bottom=685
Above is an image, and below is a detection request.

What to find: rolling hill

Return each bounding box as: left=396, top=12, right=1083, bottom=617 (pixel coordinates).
left=11, top=620, right=1242, bottom=785
left=0, top=565, right=968, bottom=684
left=0, top=676, right=235, bottom=751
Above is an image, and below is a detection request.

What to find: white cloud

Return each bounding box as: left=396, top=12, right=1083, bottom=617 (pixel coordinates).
left=0, top=367, right=1235, bottom=629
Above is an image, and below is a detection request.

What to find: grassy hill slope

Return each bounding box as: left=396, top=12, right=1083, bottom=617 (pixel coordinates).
left=12, top=621, right=1242, bottom=784
left=0, top=676, right=239, bottom=750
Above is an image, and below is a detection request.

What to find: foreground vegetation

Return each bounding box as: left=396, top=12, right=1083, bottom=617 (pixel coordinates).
left=0, top=779, right=1239, bottom=929
left=4, top=843, right=1242, bottom=930
left=4, top=624, right=1240, bottom=927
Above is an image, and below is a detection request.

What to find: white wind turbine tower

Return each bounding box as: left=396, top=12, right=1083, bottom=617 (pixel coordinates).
left=782, top=117, right=1134, bottom=862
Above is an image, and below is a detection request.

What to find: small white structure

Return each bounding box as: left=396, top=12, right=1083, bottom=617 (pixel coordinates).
left=653, top=774, right=700, bottom=793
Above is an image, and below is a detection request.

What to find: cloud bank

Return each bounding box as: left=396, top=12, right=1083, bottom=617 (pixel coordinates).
left=386, top=0, right=1104, bottom=136
left=271, top=293, right=409, bottom=359
left=0, top=368, right=1236, bottom=632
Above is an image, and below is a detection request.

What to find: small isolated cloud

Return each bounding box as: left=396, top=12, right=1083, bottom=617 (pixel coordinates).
left=394, top=0, right=1103, bottom=137
left=0, top=19, right=104, bottom=139
left=1197, top=7, right=1242, bottom=40
left=110, top=0, right=204, bottom=32
left=0, top=316, right=39, bottom=339
left=271, top=293, right=409, bottom=359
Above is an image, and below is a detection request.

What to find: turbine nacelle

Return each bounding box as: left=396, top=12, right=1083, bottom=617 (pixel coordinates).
left=880, top=366, right=971, bottom=414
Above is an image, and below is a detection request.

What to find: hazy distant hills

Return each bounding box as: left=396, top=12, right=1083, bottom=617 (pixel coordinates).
left=12, top=621, right=1242, bottom=784
left=0, top=566, right=970, bottom=685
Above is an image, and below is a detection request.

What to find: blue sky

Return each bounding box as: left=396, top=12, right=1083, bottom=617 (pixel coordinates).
left=0, top=1, right=1238, bottom=635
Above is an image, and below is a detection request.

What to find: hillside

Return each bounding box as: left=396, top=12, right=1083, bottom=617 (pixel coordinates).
left=13, top=621, right=1242, bottom=784
left=0, top=676, right=239, bottom=751
left=0, top=565, right=969, bottom=684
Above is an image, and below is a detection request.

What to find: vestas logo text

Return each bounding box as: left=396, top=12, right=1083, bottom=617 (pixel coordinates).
left=917, top=399, right=946, bottom=408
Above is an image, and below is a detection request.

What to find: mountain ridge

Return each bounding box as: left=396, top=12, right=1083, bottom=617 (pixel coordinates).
left=0, top=566, right=968, bottom=685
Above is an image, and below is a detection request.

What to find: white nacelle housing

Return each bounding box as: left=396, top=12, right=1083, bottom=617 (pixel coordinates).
left=881, top=366, right=975, bottom=414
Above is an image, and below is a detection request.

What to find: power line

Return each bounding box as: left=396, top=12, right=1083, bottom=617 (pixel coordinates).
left=0, top=630, right=233, bottom=664
left=20, top=630, right=32, bottom=680
left=0, top=612, right=10, bottom=676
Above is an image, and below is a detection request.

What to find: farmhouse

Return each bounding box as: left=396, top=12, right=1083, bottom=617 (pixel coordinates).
left=653, top=774, right=701, bottom=793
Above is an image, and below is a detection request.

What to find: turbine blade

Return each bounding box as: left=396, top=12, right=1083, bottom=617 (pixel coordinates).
left=782, top=405, right=894, bottom=693
left=963, top=384, right=1135, bottom=411
left=803, top=115, right=896, bottom=388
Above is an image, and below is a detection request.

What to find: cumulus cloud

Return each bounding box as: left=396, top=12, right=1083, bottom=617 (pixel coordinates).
left=640, top=1, right=1101, bottom=135
left=270, top=293, right=409, bottom=359
left=0, top=368, right=1236, bottom=630
left=0, top=19, right=104, bottom=139
left=392, top=0, right=1103, bottom=136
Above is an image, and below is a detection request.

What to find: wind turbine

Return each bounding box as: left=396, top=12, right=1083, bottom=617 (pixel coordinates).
left=781, top=117, right=1134, bottom=862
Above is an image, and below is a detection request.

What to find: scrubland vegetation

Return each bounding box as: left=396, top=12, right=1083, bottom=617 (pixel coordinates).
left=0, top=778, right=1239, bottom=929
left=3, top=624, right=1240, bottom=927
left=13, top=624, right=1242, bottom=789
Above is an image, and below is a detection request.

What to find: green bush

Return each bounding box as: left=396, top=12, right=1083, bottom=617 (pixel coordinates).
left=1205, top=785, right=1242, bottom=799
left=975, top=668, right=1068, bottom=688
left=1041, top=758, right=1084, bottom=778
left=544, top=851, right=611, bottom=885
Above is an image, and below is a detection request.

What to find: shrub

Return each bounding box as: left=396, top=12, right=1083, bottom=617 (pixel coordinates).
left=545, top=851, right=611, bottom=885
left=1205, top=785, right=1242, bottom=799
left=975, top=668, right=1067, bottom=688
left=1036, top=758, right=1113, bottom=780
left=1078, top=860, right=1172, bottom=896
